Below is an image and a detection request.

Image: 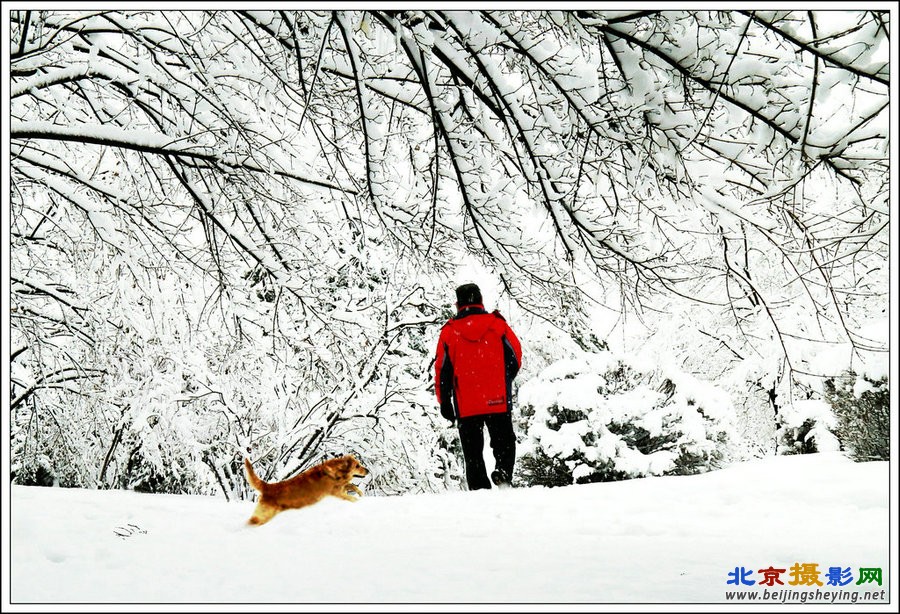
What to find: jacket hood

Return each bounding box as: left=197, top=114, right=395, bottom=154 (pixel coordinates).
left=454, top=313, right=499, bottom=342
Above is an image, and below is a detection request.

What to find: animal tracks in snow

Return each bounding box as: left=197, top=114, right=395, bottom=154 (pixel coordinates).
left=113, top=523, right=148, bottom=540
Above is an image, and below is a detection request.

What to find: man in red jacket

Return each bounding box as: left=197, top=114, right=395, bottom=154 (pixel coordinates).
left=435, top=283, right=522, bottom=490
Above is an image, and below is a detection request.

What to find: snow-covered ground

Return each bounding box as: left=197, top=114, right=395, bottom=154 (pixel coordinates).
left=5, top=451, right=895, bottom=611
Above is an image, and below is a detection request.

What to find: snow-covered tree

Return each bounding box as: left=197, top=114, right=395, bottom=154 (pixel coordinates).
left=515, top=347, right=737, bottom=487
left=823, top=371, right=890, bottom=461
left=8, top=10, right=889, bottom=492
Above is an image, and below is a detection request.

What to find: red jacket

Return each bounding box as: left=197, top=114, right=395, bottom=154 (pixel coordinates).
left=435, top=305, right=522, bottom=418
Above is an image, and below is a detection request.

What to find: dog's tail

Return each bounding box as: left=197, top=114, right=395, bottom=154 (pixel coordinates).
left=243, top=457, right=265, bottom=492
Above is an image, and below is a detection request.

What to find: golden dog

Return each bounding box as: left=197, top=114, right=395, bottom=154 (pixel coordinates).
left=243, top=454, right=369, bottom=526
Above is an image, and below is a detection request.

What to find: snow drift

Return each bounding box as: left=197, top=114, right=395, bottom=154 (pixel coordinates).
left=8, top=452, right=890, bottom=605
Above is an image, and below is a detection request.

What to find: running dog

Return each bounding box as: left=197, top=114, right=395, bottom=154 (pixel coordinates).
left=243, top=454, right=369, bottom=526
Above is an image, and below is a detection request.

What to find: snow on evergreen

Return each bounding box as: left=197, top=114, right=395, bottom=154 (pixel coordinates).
left=516, top=346, right=736, bottom=487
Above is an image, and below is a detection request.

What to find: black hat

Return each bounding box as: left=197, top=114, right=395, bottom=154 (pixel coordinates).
left=455, top=283, right=483, bottom=307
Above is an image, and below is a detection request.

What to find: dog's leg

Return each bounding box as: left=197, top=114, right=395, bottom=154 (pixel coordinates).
left=346, top=484, right=364, bottom=496
left=247, top=502, right=279, bottom=526
left=333, top=490, right=359, bottom=502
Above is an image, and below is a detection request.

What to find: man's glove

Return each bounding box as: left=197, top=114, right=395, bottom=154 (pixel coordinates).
left=440, top=401, right=455, bottom=422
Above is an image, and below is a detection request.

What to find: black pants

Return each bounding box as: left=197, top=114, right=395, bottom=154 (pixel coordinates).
left=457, top=412, right=516, bottom=490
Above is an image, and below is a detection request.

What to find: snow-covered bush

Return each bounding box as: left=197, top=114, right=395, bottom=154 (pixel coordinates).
left=10, top=453, right=57, bottom=488
left=824, top=372, right=889, bottom=461
left=774, top=399, right=840, bottom=456
left=773, top=371, right=889, bottom=462
left=516, top=349, right=736, bottom=487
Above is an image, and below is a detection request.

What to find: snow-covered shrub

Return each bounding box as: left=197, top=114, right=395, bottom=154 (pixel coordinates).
left=516, top=350, right=736, bottom=487
left=775, top=399, right=840, bottom=456
left=10, top=453, right=57, bottom=487
left=116, top=450, right=201, bottom=494
left=824, top=372, right=889, bottom=461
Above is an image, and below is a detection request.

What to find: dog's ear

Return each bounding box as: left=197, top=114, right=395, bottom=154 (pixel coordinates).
left=322, top=459, right=340, bottom=479
left=323, top=457, right=351, bottom=480
left=335, top=457, right=355, bottom=480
